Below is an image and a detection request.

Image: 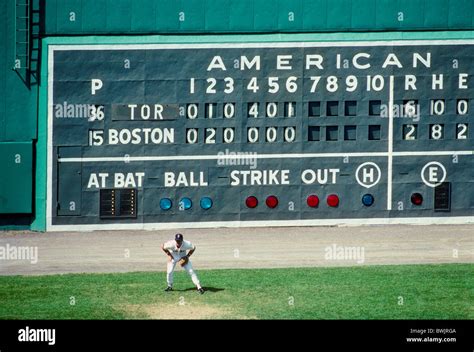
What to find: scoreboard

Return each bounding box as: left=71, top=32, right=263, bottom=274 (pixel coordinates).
left=47, top=40, right=474, bottom=230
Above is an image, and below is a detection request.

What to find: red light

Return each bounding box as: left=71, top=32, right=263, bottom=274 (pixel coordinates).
left=307, top=195, right=319, bottom=208
left=327, top=194, right=339, bottom=207
left=411, top=193, right=423, bottom=206
left=246, top=196, right=258, bottom=208
left=266, top=195, right=279, bottom=208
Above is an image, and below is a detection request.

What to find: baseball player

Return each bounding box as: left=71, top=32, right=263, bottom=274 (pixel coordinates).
left=161, top=233, right=204, bottom=294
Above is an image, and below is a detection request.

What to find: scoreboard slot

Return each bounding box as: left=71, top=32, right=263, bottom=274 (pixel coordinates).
left=326, top=126, right=339, bottom=141
left=344, top=126, right=357, bottom=141
left=345, top=101, right=357, bottom=116
left=368, top=125, right=382, bottom=141
left=434, top=182, right=451, bottom=212
left=308, top=102, right=321, bottom=117
left=326, top=101, right=339, bottom=116
left=100, top=189, right=137, bottom=219
left=369, top=100, right=382, bottom=116
left=308, top=126, right=321, bottom=141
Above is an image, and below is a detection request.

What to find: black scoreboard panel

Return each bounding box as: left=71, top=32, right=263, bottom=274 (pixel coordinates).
left=48, top=41, right=474, bottom=229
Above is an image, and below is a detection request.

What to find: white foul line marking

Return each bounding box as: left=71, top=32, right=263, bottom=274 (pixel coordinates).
left=387, top=75, right=394, bottom=211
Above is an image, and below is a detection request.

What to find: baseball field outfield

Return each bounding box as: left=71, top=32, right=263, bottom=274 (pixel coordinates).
left=0, top=263, right=472, bottom=319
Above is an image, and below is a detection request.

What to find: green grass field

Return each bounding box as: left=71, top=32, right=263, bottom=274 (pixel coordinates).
left=0, top=264, right=472, bottom=319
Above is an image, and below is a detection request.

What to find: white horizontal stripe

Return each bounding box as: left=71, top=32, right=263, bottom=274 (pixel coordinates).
left=394, top=151, right=473, bottom=156
left=47, top=216, right=474, bottom=231
left=49, top=39, right=474, bottom=52
left=58, top=151, right=473, bottom=163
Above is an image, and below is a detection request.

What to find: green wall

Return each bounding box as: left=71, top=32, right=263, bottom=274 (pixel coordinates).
left=0, top=0, right=37, bottom=142
left=44, top=0, right=474, bottom=34
left=0, top=0, right=37, bottom=221
left=0, top=142, right=33, bottom=213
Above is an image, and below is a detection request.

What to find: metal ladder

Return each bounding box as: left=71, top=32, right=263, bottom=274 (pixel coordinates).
left=14, top=0, right=30, bottom=71
left=14, top=0, right=40, bottom=87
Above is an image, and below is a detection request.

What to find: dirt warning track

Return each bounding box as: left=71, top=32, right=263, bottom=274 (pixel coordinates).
left=0, top=225, right=473, bottom=276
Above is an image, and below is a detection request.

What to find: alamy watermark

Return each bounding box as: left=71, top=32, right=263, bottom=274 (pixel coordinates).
left=18, top=326, right=55, bottom=346
left=217, top=149, right=258, bottom=169
left=324, top=244, right=365, bottom=264
left=53, top=101, right=104, bottom=121
left=380, top=102, right=420, bottom=121
left=0, top=244, right=38, bottom=264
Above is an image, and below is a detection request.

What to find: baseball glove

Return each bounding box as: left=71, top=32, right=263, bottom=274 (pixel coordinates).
left=178, top=256, right=189, bottom=267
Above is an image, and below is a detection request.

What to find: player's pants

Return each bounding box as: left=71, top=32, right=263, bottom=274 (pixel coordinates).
left=167, top=259, right=201, bottom=288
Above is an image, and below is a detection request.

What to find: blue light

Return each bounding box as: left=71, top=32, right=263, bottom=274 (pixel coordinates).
left=159, top=198, right=172, bottom=211
left=179, top=197, right=192, bottom=210
left=200, top=197, right=213, bottom=210
left=362, top=194, right=374, bottom=207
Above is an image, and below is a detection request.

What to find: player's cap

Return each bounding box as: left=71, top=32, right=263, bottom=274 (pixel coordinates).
left=175, top=233, right=183, bottom=241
